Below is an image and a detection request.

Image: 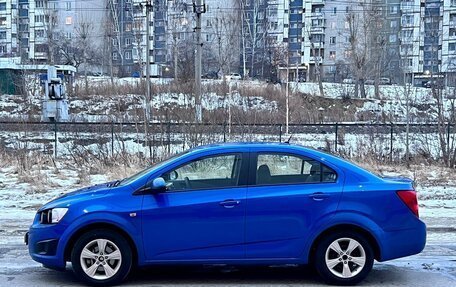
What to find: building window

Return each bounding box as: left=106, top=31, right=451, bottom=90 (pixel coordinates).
left=125, top=51, right=131, bottom=59
left=451, top=14, right=456, bottom=24
left=0, top=45, right=6, bottom=53
left=329, top=51, right=336, bottom=60
left=66, top=1, right=71, bottom=11
left=36, top=1, right=45, bottom=8
left=36, top=29, right=45, bottom=38
left=125, top=38, right=132, bottom=45
left=389, top=34, right=397, bottom=43
left=0, top=3, right=6, bottom=11
left=450, top=43, right=456, bottom=52
left=0, top=31, right=6, bottom=40
left=65, top=16, right=72, bottom=25
left=330, top=36, right=336, bottom=44
left=0, top=16, right=6, bottom=26
left=402, top=15, right=413, bottom=26
left=390, top=20, right=397, bottom=28
left=66, top=32, right=72, bottom=39
left=113, top=52, right=118, bottom=60
left=390, top=5, right=398, bottom=15
left=333, top=7, right=337, bottom=15
left=34, top=15, right=45, bottom=23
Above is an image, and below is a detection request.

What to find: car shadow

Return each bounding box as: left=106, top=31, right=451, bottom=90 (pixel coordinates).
left=37, top=264, right=408, bottom=286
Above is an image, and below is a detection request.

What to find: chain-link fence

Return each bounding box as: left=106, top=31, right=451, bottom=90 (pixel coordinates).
left=0, top=121, right=452, bottom=162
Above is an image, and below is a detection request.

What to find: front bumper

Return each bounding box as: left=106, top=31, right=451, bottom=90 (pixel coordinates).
left=27, top=223, right=68, bottom=270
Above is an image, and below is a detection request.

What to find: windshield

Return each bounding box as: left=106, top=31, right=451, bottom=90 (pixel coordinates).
left=118, top=151, right=188, bottom=186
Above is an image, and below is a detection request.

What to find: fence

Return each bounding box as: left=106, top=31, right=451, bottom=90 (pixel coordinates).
left=0, top=121, right=453, bottom=162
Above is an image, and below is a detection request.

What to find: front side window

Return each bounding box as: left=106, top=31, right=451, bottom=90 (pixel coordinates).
left=163, top=154, right=242, bottom=191
left=255, top=153, right=337, bottom=185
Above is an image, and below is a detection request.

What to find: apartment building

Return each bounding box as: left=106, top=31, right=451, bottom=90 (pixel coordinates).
left=399, top=0, right=456, bottom=85
left=0, top=0, right=104, bottom=65
left=0, top=0, right=18, bottom=58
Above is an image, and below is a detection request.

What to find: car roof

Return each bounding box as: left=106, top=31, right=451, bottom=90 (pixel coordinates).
left=188, top=142, right=337, bottom=156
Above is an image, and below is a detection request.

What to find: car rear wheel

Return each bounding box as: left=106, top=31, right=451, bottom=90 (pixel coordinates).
left=314, top=231, right=374, bottom=285
left=71, top=229, right=132, bottom=286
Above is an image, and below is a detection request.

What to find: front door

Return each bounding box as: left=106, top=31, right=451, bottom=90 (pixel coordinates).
left=141, top=152, right=247, bottom=261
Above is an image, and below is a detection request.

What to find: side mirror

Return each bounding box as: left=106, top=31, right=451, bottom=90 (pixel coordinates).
left=140, top=177, right=167, bottom=194
left=151, top=177, right=167, bottom=192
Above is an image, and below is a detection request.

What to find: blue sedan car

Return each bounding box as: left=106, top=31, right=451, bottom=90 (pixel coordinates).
left=26, top=143, right=426, bottom=285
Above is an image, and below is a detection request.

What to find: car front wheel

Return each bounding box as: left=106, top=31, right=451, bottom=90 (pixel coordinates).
left=71, top=229, right=132, bottom=286
left=314, top=232, right=374, bottom=285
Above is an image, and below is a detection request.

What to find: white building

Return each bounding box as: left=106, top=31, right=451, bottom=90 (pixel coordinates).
left=1, top=0, right=105, bottom=66
left=0, top=0, right=18, bottom=57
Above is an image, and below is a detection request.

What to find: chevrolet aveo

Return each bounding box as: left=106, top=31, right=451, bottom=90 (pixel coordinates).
left=26, top=143, right=426, bottom=286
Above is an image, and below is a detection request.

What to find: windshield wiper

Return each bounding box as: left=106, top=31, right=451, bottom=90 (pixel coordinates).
left=113, top=179, right=123, bottom=187
left=107, top=179, right=123, bottom=187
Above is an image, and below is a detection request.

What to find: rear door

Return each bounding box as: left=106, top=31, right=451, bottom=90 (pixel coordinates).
left=245, top=151, right=343, bottom=259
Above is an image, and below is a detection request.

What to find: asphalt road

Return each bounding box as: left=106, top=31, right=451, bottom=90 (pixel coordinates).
left=1, top=235, right=455, bottom=287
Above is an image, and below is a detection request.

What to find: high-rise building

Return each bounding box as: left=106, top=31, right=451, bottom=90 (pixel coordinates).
left=1, top=0, right=105, bottom=65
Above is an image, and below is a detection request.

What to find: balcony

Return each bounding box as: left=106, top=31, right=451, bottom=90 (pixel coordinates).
left=311, top=0, right=324, bottom=5
left=310, top=26, right=325, bottom=34
left=311, top=12, right=324, bottom=19
left=311, top=41, right=324, bottom=48
left=400, top=3, right=414, bottom=11
left=34, top=52, right=47, bottom=60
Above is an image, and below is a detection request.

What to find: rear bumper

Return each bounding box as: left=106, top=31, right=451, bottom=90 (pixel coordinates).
left=378, top=219, right=426, bottom=261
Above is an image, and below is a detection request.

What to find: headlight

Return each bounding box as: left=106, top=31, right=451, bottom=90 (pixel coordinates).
left=40, top=208, right=68, bottom=224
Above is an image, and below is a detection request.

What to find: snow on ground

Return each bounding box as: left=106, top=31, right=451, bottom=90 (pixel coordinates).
left=0, top=128, right=447, bottom=161
left=2, top=79, right=456, bottom=123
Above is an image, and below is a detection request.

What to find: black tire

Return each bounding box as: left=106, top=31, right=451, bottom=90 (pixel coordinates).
left=314, top=231, right=374, bottom=285
left=71, top=229, right=132, bottom=286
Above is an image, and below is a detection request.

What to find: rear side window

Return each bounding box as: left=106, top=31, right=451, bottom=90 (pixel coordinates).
left=255, top=153, right=337, bottom=185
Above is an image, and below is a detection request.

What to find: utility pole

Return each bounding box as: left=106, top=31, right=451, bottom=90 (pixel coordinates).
left=193, top=0, right=205, bottom=122
left=145, top=0, right=152, bottom=123
left=286, top=51, right=289, bottom=135
left=109, top=33, right=114, bottom=85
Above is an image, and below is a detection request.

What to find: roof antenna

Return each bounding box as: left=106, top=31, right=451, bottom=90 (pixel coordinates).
left=285, top=134, right=293, bottom=144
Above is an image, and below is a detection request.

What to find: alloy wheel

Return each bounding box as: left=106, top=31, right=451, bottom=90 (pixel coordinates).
left=324, top=237, right=366, bottom=279
left=79, top=238, right=122, bottom=280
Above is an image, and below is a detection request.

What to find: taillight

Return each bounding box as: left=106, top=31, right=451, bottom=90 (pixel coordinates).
left=397, top=190, right=419, bottom=217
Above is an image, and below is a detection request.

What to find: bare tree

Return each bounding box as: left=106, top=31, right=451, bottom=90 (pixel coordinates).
left=345, top=3, right=373, bottom=98
left=239, top=0, right=268, bottom=78
left=42, top=9, right=59, bottom=64
left=209, top=8, right=240, bottom=76
left=304, top=24, right=324, bottom=97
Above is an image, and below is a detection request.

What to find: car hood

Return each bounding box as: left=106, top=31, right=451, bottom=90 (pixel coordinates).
left=38, top=181, right=115, bottom=212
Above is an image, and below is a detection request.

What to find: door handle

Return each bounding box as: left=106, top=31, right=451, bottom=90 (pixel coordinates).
left=219, top=199, right=240, bottom=208
left=309, top=192, right=330, bottom=201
